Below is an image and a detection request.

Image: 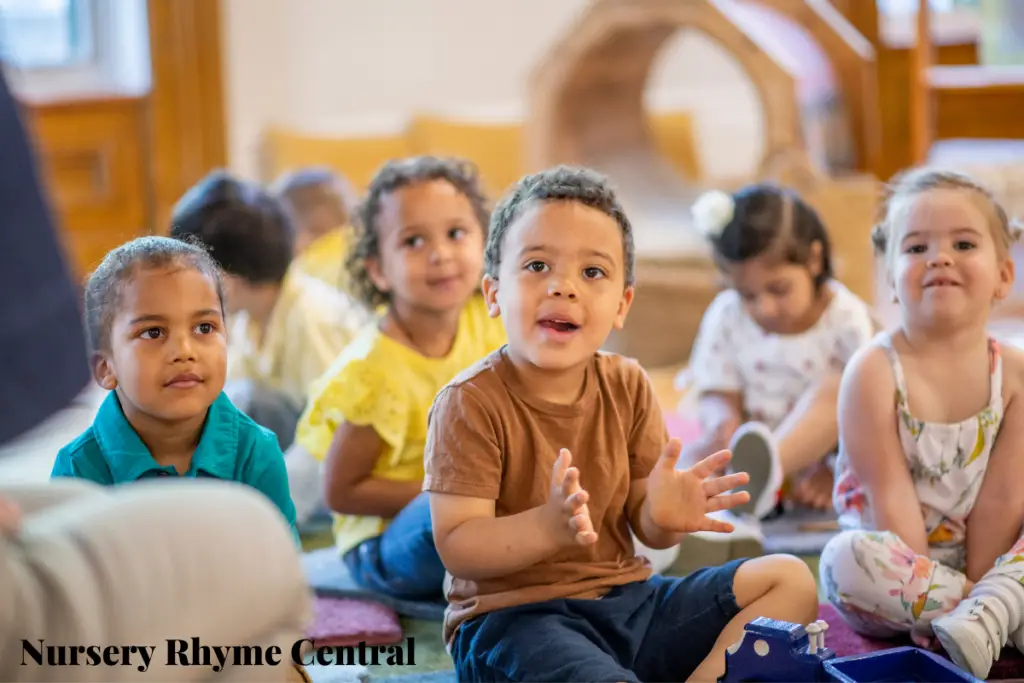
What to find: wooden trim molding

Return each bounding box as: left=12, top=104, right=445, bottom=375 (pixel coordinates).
left=147, top=0, right=227, bottom=234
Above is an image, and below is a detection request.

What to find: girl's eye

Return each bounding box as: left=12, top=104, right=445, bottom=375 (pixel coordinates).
left=905, top=244, right=926, bottom=254
left=196, top=322, right=215, bottom=335
left=449, top=227, right=466, bottom=240
left=583, top=266, right=606, bottom=280
left=955, top=240, right=975, bottom=251
left=140, top=328, right=163, bottom=340
left=525, top=261, right=548, bottom=273
left=403, top=235, right=424, bottom=249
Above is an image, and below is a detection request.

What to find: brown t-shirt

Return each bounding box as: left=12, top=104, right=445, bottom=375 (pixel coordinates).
left=423, top=348, right=669, bottom=646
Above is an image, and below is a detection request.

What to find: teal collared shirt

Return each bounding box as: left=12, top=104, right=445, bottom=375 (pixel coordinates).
left=51, top=391, right=299, bottom=543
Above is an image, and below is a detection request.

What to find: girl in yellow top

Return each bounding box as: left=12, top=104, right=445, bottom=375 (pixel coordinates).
left=294, top=156, right=505, bottom=600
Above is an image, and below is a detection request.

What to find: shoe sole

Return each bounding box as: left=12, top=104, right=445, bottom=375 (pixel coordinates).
left=729, top=429, right=775, bottom=518
left=933, top=620, right=992, bottom=680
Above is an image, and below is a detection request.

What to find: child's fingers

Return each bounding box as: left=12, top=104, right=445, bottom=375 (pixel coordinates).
left=655, top=438, right=683, bottom=471
left=706, top=491, right=750, bottom=512
left=689, top=449, right=733, bottom=479
left=698, top=517, right=735, bottom=534
left=0, top=497, right=21, bottom=536
left=564, top=489, right=589, bottom=512
left=702, top=471, right=750, bottom=496
left=550, top=449, right=572, bottom=487
left=575, top=530, right=599, bottom=546
left=570, top=507, right=595, bottom=536
left=562, top=467, right=582, bottom=496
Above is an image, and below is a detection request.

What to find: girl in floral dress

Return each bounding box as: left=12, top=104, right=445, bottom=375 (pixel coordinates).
left=821, top=168, right=1024, bottom=680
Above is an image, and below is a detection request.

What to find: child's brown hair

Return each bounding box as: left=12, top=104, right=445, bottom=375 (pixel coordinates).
left=872, top=167, right=1022, bottom=266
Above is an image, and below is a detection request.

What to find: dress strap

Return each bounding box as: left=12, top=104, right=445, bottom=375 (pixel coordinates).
left=879, top=332, right=910, bottom=408
left=988, top=338, right=1004, bottom=411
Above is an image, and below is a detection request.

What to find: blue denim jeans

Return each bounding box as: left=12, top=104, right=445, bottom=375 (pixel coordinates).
left=342, top=492, right=446, bottom=601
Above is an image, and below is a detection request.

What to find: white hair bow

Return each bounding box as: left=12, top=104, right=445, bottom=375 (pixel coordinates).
left=691, top=190, right=734, bottom=239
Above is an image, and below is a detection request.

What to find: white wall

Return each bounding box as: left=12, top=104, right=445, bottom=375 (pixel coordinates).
left=219, top=0, right=764, bottom=183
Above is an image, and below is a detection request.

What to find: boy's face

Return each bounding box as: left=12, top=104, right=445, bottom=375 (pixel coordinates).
left=93, top=265, right=228, bottom=424
left=483, top=201, right=634, bottom=372
left=368, top=180, right=485, bottom=315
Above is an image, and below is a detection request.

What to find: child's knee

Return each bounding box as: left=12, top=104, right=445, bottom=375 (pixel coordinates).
left=735, top=554, right=818, bottom=619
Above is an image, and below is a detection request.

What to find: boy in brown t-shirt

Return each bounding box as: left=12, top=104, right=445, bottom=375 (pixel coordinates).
left=423, top=167, right=820, bottom=682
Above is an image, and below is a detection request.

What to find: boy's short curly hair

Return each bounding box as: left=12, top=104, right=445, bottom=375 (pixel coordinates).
left=84, top=236, right=225, bottom=354
left=485, top=166, right=635, bottom=286
left=872, top=166, right=1022, bottom=266
left=170, top=170, right=295, bottom=285
left=346, top=156, right=491, bottom=309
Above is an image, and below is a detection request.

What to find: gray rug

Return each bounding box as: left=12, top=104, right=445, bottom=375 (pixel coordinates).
left=302, top=548, right=447, bottom=621
left=760, top=506, right=839, bottom=556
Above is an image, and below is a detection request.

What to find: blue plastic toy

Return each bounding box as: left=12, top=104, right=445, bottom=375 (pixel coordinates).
left=719, top=617, right=984, bottom=683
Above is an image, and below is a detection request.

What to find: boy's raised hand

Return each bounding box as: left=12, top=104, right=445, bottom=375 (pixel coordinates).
left=543, top=448, right=598, bottom=548
left=645, top=439, right=751, bottom=534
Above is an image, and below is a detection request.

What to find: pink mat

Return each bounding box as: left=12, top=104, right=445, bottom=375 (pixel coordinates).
left=818, top=603, right=1024, bottom=679
left=306, top=595, right=403, bottom=647
left=665, top=413, right=702, bottom=444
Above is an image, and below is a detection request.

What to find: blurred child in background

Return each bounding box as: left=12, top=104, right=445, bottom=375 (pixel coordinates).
left=682, top=185, right=876, bottom=523
left=273, top=166, right=359, bottom=294
left=171, top=171, right=369, bottom=449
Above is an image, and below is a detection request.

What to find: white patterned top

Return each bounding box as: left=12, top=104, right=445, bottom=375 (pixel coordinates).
left=681, top=280, right=876, bottom=429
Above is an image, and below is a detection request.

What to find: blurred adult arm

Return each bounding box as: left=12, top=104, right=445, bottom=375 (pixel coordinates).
left=0, top=71, right=90, bottom=446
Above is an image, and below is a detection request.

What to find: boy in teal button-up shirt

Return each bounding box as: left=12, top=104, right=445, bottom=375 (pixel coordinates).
left=50, top=236, right=298, bottom=542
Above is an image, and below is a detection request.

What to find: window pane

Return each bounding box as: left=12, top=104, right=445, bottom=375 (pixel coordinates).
left=0, top=0, right=92, bottom=69
left=878, top=0, right=959, bottom=13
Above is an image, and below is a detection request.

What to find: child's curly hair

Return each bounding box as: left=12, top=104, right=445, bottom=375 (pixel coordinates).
left=872, top=167, right=1022, bottom=265
left=486, top=166, right=635, bottom=286
left=345, top=156, right=491, bottom=309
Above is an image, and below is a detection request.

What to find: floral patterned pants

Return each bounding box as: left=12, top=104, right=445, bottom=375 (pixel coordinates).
left=820, top=530, right=1024, bottom=643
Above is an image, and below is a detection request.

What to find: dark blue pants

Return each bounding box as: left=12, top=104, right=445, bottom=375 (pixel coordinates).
left=452, top=559, right=748, bottom=682
left=343, top=492, right=446, bottom=601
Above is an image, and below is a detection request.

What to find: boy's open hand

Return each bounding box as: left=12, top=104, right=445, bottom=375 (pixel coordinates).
left=645, top=439, right=751, bottom=534
left=543, top=448, right=598, bottom=548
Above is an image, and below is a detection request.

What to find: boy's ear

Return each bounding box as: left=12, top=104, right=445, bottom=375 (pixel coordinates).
left=481, top=274, right=501, bottom=318
left=91, top=353, right=118, bottom=391
left=365, top=257, right=390, bottom=294
left=612, top=285, right=635, bottom=330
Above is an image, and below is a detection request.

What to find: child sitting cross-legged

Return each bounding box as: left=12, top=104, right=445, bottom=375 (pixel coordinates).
left=424, top=167, right=819, bottom=683
left=50, top=236, right=299, bottom=543
left=821, top=168, right=1024, bottom=680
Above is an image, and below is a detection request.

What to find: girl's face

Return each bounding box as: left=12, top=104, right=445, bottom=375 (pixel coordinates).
left=368, top=179, right=485, bottom=316
left=725, top=247, right=823, bottom=335
left=891, top=189, right=1014, bottom=330
left=93, top=265, right=228, bottom=425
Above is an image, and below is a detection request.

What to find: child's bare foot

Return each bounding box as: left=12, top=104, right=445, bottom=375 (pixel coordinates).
left=792, top=463, right=834, bottom=511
